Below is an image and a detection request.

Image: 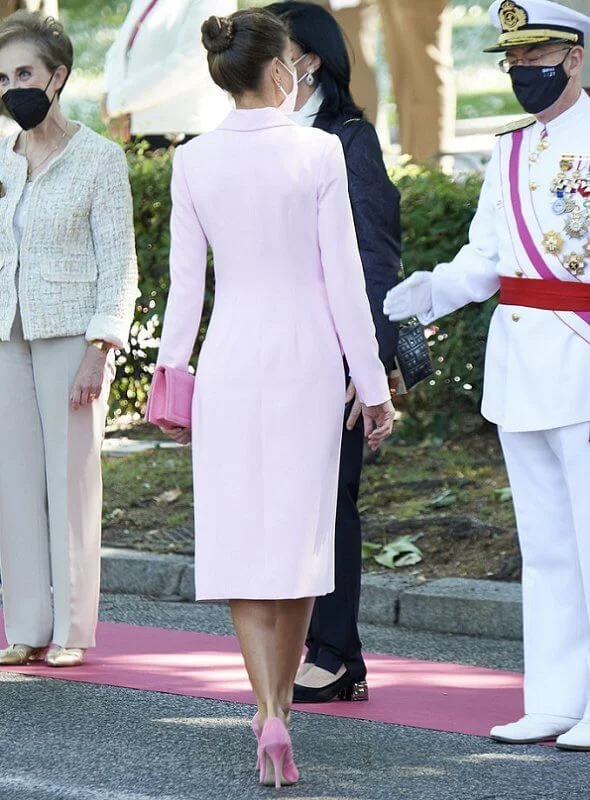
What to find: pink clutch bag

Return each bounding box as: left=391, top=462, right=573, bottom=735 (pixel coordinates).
left=145, top=365, right=195, bottom=428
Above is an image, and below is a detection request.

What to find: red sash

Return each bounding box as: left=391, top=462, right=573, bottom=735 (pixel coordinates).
left=500, top=276, right=590, bottom=311
left=499, top=128, right=590, bottom=342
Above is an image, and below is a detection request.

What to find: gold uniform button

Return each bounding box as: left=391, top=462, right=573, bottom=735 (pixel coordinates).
left=512, top=313, right=520, bottom=322
left=514, top=268, right=523, bottom=277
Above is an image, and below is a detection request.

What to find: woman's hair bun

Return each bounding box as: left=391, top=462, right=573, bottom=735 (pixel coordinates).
left=201, top=15, right=234, bottom=54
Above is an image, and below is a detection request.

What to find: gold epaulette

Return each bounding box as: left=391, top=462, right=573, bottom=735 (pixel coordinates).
left=495, top=116, right=536, bottom=136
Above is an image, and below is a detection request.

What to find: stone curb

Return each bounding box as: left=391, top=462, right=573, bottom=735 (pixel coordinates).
left=100, top=548, right=523, bottom=641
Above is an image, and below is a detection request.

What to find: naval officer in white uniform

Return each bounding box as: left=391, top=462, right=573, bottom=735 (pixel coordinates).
left=103, top=0, right=236, bottom=146
left=385, top=0, right=590, bottom=750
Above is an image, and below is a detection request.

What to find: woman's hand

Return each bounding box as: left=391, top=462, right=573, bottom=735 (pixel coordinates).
left=100, top=93, right=109, bottom=124
left=107, top=114, right=131, bottom=143
left=160, top=425, right=191, bottom=445
left=362, top=399, right=395, bottom=451
left=70, top=347, right=108, bottom=410
left=345, top=379, right=363, bottom=431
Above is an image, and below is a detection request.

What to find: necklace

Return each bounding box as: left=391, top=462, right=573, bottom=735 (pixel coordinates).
left=24, top=123, right=71, bottom=182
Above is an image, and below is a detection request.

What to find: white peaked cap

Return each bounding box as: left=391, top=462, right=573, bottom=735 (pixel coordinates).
left=485, top=0, right=590, bottom=52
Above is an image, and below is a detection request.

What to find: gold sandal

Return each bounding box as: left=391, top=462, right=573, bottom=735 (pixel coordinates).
left=45, top=646, right=85, bottom=668
left=0, top=644, right=48, bottom=666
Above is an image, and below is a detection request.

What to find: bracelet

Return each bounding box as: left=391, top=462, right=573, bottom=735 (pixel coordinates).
left=89, top=339, right=112, bottom=354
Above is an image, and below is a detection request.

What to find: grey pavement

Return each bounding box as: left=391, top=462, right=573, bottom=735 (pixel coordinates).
left=1, top=594, right=587, bottom=800
left=102, top=438, right=182, bottom=456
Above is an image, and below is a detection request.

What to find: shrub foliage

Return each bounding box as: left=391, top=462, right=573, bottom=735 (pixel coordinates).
left=391, top=161, right=494, bottom=436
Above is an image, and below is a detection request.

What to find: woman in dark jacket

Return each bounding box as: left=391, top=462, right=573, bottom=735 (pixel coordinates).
left=268, top=0, right=401, bottom=704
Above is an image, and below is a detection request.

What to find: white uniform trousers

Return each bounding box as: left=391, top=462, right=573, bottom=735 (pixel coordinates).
left=499, top=422, right=590, bottom=719
left=0, top=311, right=113, bottom=649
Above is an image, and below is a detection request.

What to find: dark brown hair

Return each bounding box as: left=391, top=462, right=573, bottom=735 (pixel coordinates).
left=201, top=9, right=289, bottom=96
left=0, top=11, right=74, bottom=95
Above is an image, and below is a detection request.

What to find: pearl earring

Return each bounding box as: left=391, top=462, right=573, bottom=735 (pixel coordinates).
left=305, top=72, right=315, bottom=86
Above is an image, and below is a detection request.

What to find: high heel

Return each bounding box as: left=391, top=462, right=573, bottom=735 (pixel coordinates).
left=251, top=712, right=262, bottom=741
left=257, top=717, right=298, bottom=788
left=293, top=667, right=369, bottom=703
left=338, top=679, right=369, bottom=702
left=251, top=712, right=262, bottom=771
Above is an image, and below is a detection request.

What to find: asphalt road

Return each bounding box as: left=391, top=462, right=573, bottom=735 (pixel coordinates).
left=0, top=595, right=587, bottom=800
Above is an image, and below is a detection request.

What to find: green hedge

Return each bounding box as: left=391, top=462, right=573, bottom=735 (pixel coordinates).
left=114, top=150, right=490, bottom=436
left=390, top=161, right=494, bottom=437
left=110, top=146, right=214, bottom=419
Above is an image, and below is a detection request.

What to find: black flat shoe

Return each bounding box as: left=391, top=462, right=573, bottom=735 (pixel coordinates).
left=293, top=670, right=368, bottom=704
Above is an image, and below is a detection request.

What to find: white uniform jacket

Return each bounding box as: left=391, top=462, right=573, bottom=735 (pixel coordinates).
left=104, top=0, right=235, bottom=136
left=420, top=91, right=590, bottom=432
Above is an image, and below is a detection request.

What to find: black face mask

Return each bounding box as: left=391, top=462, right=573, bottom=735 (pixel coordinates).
left=509, top=53, right=570, bottom=115
left=2, top=73, right=55, bottom=131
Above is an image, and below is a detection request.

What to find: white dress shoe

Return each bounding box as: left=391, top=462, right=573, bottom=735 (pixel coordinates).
left=490, top=714, right=580, bottom=743
left=556, top=721, right=590, bottom=751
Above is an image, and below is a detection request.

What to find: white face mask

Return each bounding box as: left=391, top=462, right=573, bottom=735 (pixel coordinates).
left=276, top=59, right=298, bottom=114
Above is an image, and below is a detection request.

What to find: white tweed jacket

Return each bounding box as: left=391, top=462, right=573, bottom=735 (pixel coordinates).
left=0, top=124, right=138, bottom=348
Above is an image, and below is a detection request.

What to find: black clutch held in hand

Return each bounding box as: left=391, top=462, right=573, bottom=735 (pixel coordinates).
left=394, top=319, right=434, bottom=393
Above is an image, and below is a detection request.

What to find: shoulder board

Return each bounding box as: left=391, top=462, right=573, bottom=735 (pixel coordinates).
left=495, top=116, right=536, bottom=136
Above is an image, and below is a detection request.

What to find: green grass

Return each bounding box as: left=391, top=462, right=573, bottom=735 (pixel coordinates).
left=360, top=433, right=515, bottom=530
left=457, top=89, right=523, bottom=119
left=102, top=446, right=194, bottom=533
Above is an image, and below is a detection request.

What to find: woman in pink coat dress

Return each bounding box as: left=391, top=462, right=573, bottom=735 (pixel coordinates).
left=154, top=8, right=394, bottom=788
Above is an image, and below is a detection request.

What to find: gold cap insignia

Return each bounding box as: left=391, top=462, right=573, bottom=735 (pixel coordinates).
left=499, top=0, right=528, bottom=32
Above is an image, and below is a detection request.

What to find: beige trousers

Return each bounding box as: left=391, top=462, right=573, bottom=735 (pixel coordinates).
left=0, top=311, right=112, bottom=649
left=313, top=0, right=455, bottom=163
left=378, top=0, right=456, bottom=163
left=0, top=1, right=58, bottom=18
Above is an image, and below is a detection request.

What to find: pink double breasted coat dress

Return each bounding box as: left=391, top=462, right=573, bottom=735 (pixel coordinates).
left=156, top=107, right=389, bottom=600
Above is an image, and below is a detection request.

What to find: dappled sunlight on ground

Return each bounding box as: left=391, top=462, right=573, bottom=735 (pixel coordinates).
left=0, top=616, right=523, bottom=739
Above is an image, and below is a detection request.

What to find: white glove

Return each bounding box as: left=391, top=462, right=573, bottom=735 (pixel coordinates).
left=383, top=271, right=434, bottom=321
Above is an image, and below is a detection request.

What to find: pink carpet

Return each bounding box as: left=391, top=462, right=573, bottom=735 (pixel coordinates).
left=0, top=619, right=523, bottom=737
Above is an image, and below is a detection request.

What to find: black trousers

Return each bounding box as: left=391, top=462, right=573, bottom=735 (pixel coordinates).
left=304, top=394, right=366, bottom=681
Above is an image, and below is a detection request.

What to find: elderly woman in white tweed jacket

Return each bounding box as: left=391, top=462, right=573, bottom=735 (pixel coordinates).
left=0, top=12, right=138, bottom=667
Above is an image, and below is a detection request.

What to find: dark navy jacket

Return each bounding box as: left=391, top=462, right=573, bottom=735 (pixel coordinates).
left=314, top=113, right=401, bottom=372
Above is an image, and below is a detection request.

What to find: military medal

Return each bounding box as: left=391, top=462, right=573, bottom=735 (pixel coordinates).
left=529, top=128, right=549, bottom=163
left=564, top=210, right=588, bottom=238
left=539, top=152, right=590, bottom=274
left=552, top=191, right=566, bottom=215
left=542, top=231, right=565, bottom=255
left=564, top=252, right=586, bottom=276
left=560, top=156, right=574, bottom=172
left=551, top=173, right=567, bottom=193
